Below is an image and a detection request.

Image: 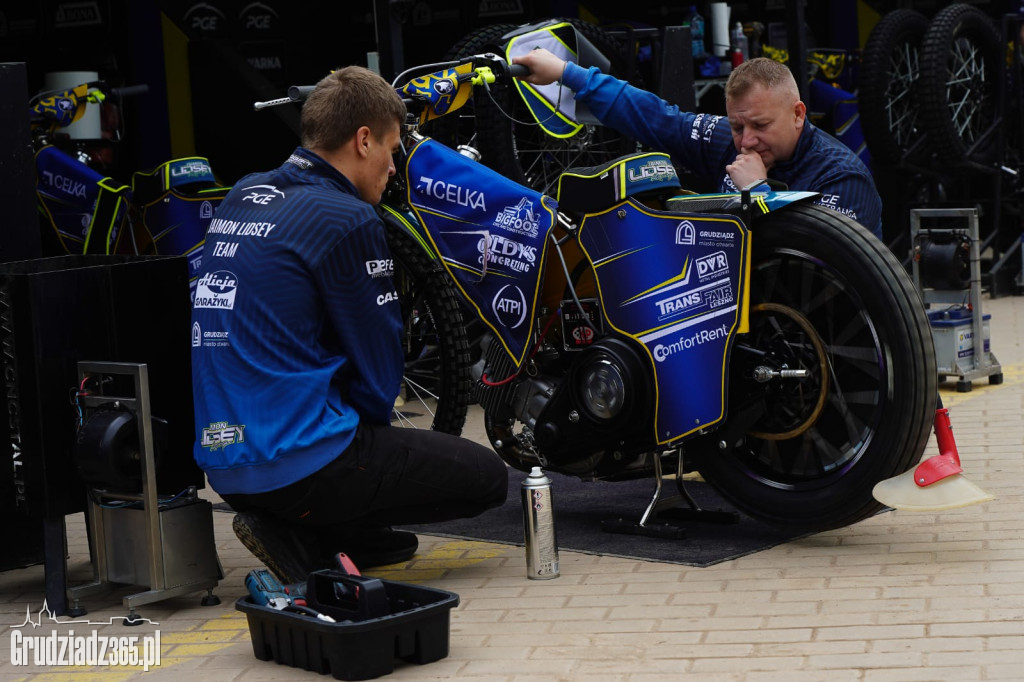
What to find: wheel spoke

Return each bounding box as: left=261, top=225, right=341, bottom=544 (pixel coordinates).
left=404, top=376, right=440, bottom=408
left=512, top=123, right=629, bottom=194
left=807, top=427, right=849, bottom=472
left=945, top=37, right=992, bottom=143
left=885, top=45, right=921, bottom=146
left=826, top=342, right=882, bottom=374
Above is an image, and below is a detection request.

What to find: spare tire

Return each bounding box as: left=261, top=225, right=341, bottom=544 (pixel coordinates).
left=858, top=9, right=930, bottom=167
left=917, top=3, right=1002, bottom=165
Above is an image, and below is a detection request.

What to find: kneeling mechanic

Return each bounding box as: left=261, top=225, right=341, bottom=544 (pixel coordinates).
left=191, top=66, right=509, bottom=583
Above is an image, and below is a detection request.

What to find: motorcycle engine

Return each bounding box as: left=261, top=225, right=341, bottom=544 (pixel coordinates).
left=474, top=328, right=654, bottom=476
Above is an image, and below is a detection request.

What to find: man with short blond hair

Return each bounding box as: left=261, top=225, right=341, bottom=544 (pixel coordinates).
left=514, top=52, right=883, bottom=238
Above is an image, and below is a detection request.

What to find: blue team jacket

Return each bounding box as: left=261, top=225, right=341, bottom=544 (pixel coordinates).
left=191, top=148, right=403, bottom=495
left=562, top=62, right=883, bottom=238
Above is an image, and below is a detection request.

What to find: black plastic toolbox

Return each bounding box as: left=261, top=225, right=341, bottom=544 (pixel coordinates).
left=236, top=571, right=460, bottom=680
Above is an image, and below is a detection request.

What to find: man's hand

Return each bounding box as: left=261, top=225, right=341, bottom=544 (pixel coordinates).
left=511, top=48, right=567, bottom=86
left=725, top=147, right=769, bottom=190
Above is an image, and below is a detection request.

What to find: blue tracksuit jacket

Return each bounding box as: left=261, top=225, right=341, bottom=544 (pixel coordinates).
left=191, top=148, right=403, bottom=495
left=562, top=62, right=883, bottom=238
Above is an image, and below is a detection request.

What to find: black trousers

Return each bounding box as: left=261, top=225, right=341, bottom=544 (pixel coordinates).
left=222, top=422, right=509, bottom=532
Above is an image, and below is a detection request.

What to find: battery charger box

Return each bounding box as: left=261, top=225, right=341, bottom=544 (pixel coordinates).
left=928, top=307, right=991, bottom=375
left=236, top=571, right=459, bottom=681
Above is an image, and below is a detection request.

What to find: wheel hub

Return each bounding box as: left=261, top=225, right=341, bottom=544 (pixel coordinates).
left=744, top=302, right=830, bottom=440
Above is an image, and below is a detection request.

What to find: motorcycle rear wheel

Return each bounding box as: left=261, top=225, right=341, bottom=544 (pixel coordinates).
left=692, top=204, right=937, bottom=532
left=384, top=216, right=472, bottom=435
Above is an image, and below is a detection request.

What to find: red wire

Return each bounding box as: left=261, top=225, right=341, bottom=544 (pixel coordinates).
left=480, top=371, right=518, bottom=387
left=480, top=311, right=559, bottom=387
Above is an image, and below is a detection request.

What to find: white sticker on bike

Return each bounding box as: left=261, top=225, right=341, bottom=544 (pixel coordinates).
left=493, top=198, right=540, bottom=238
left=492, top=285, right=528, bottom=329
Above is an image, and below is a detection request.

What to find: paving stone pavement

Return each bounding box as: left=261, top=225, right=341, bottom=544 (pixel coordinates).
left=1, top=292, right=1022, bottom=681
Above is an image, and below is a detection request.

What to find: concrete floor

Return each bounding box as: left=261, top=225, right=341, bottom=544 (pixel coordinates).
left=2, top=291, right=1023, bottom=681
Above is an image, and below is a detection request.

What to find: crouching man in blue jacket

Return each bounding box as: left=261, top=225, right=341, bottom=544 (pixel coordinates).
left=191, top=66, right=508, bottom=584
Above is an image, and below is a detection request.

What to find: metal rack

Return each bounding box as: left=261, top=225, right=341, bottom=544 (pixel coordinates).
left=910, top=208, right=1003, bottom=392
left=67, top=361, right=221, bottom=624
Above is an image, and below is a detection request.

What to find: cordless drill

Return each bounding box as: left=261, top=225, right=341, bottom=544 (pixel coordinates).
left=245, top=568, right=294, bottom=609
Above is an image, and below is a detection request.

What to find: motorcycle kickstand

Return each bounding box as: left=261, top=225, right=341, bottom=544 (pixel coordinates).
left=600, top=451, right=688, bottom=539
left=656, top=450, right=740, bottom=525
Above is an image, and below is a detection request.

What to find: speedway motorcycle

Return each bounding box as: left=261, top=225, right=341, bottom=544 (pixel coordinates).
left=265, top=25, right=939, bottom=534
left=29, top=79, right=230, bottom=298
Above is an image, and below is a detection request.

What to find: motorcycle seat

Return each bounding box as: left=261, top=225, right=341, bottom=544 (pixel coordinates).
left=664, top=193, right=744, bottom=214
left=556, top=152, right=681, bottom=214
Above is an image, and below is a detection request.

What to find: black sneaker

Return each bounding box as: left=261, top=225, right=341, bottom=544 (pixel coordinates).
left=319, top=528, right=419, bottom=570
left=232, top=511, right=322, bottom=584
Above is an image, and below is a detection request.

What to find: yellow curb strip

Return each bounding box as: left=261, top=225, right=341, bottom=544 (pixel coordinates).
left=160, top=630, right=241, bottom=644
left=939, top=361, right=1022, bottom=408
left=166, top=642, right=239, bottom=656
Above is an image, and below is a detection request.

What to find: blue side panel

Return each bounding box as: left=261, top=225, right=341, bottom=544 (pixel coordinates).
left=406, top=138, right=558, bottom=367
left=35, top=145, right=124, bottom=250
left=140, top=187, right=230, bottom=297
left=578, top=200, right=749, bottom=443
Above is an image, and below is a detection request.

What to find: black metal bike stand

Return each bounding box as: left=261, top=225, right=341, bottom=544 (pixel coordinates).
left=601, top=450, right=738, bottom=539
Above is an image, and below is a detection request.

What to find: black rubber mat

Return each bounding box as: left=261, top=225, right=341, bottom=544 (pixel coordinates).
left=402, top=468, right=809, bottom=567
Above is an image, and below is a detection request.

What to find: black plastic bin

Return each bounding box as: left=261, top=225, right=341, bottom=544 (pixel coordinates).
left=236, top=571, right=460, bottom=680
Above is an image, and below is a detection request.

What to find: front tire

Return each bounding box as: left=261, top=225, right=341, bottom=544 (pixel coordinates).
left=384, top=218, right=472, bottom=435
left=692, top=205, right=937, bottom=531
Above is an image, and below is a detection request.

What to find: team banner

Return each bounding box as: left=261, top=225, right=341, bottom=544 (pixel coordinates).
left=578, top=200, right=749, bottom=443
left=405, top=138, right=557, bottom=367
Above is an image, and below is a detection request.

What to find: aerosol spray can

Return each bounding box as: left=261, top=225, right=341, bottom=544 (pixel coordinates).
left=521, top=467, right=559, bottom=579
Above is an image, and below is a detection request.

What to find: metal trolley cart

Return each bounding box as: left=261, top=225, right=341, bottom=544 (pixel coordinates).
left=910, top=208, right=1003, bottom=391
left=67, top=361, right=222, bottom=624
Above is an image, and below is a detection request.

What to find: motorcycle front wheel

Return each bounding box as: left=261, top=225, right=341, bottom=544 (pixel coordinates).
left=383, top=216, right=472, bottom=435
left=691, top=204, right=937, bottom=532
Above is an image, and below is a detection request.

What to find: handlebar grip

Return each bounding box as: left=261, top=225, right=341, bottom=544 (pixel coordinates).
left=110, top=84, right=149, bottom=98
left=509, top=64, right=530, bottom=79
left=288, top=85, right=315, bottom=102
